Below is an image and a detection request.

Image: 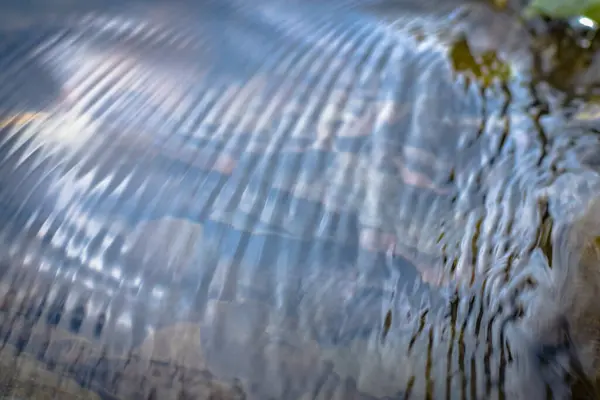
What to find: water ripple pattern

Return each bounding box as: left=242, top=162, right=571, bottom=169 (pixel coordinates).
left=2, top=0, right=600, bottom=399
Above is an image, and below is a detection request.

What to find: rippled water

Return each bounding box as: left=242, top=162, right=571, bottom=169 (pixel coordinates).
left=1, top=0, right=600, bottom=398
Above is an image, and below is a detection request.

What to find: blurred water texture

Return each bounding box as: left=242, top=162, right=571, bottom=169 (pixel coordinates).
left=1, top=0, right=600, bottom=398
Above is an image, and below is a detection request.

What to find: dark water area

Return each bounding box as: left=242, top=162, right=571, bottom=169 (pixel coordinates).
left=2, top=0, right=600, bottom=399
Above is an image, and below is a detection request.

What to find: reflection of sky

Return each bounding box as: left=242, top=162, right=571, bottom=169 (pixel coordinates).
left=0, top=3, right=542, bottom=377
left=3, top=7, right=600, bottom=400
left=577, top=17, right=597, bottom=29
left=0, top=13, right=463, bottom=348
left=1, top=8, right=577, bottom=400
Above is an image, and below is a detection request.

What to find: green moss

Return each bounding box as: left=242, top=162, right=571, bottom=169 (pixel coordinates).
left=525, top=0, right=600, bottom=24
left=583, top=3, right=600, bottom=22
left=448, top=37, right=512, bottom=88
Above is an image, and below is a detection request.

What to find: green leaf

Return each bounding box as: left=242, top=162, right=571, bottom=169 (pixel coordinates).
left=525, top=0, right=600, bottom=22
